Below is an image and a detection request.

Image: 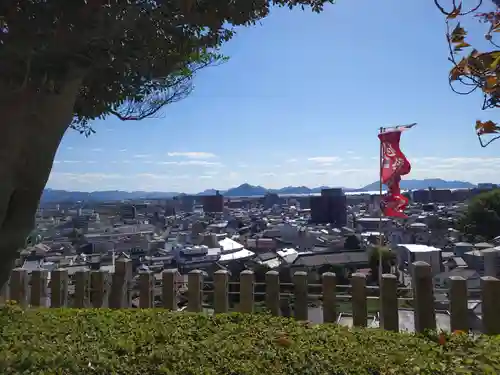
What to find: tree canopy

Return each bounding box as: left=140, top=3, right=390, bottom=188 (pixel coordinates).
left=435, top=0, right=500, bottom=146
left=368, top=245, right=394, bottom=283
left=0, top=0, right=335, bottom=134
left=457, top=189, right=500, bottom=241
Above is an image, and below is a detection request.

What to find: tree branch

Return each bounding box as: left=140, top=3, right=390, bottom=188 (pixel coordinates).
left=108, top=56, right=225, bottom=122
left=433, top=0, right=483, bottom=16
left=478, top=132, right=500, bottom=147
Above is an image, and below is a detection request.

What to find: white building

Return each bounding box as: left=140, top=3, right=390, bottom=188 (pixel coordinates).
left=218, top=237, right=254, bottom=263
left=172, top=244, right=220, bottom=266
left=396, top=244, right=442, bottom=276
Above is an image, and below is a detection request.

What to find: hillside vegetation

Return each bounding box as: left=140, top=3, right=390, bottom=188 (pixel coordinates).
left=0, top=306, right=499, bottom=374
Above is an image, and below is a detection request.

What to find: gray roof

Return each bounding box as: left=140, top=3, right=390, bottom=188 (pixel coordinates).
left=293, top=251, right=369, bottom=267
left=455, top=242, right=473, bottom=247
left=474, top=242, right=494, bottom=249
left=451, top=257, right=467, bottom=268
left=435, top=268, right=479, bottom=280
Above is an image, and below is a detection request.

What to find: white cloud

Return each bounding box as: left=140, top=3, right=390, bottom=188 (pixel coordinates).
left=133, top=154, right=151, bottom=159
left=50, top=172, right=190, bottom=183
left=157, top=160, right=222, bottom=166
left=49, top=172, right=124, bottom=183
left=119, top=149, right=127, bottom=152
left=134, top=173, right=167, bottom=180
left=410, top=156, right=500, bottom=169
left=307, top=156, right=342, bottom=163
left=61, top=160, right=81, bottom=164
left=412, top=156, right=439, bottom=162
left=134, top=173, right=191, bottom=180
left=201, top=170, right=220, bottom=176
left=109, top=160, right=133, bottom=164
left=66, top=147, right=74, bottom=150
left=404, top=156, right=500, bottom=182
left=183, top=160, right=220, bottom=166
left=286, top=158, right=298, bottom=163
left=167, top=152, right=216, bottom=159
left=46, top=155, right=500, bottom=192
left=91, top=148, right=103, bottom=152
left=308, top=169, right=330, bottom=175
left=220, top=171, right=240, bottom=180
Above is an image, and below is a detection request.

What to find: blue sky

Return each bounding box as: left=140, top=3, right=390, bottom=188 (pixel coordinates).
left=48, top=0, right=500, bottom=192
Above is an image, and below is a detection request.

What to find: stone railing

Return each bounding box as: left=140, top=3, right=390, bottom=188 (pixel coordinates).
left=5, top=259, right=500, bottom=334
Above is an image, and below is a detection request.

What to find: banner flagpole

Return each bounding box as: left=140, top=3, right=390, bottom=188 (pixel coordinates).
left=377, top=122, right=416, bottom=284
left=378, top=126, right=384, bottom=285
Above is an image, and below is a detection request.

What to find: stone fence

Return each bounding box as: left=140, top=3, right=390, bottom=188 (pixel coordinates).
left=5, top=259, right=500, bottom=335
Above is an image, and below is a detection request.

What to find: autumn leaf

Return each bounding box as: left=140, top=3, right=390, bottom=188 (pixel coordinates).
left=274, top=331, right=293, bottom=347
left=454, top=41, right=471, bottom=51
left=470, top=49, right=480, bottom=58
left=468, top=52, right=498, bottom=72
left=483, top=86, right=496, bottom=94
left=485, top=75, right=497, bottom=89
left=491, top=54, right=500, bottom=70
left=450, top=57, right=472, bottom=81
left=450, top=66, right=463, bottom=81
left=450, top=23, right=467, bottom=44
left=476, top=120, right=500, bottom=135
left=438, top=333, right=447, bottom=346
left=491, top=22, right=500, bottom=32
left=447, top=3, right=462, bottom=20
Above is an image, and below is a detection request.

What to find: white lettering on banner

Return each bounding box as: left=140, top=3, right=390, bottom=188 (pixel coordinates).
left=392, top=158, right=404, bottom=171
left=382, top=142, right=396, bottom=158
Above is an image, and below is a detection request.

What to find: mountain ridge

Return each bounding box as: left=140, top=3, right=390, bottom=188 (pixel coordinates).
left=41, top=178, right=478, bottom=203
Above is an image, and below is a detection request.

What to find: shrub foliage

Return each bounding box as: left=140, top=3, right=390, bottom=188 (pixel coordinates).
left=457, top=188, right=500, bottom=241
left=0, top=306, right=499, bottom=374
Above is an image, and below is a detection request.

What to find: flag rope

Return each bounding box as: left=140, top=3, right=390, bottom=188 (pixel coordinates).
left=378, top=126, right=384, bottom=285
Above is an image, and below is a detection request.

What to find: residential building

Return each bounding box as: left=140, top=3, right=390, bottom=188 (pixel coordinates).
left=202, top=191, right=224, bottom=213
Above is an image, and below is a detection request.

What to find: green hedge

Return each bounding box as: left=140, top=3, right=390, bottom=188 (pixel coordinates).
left=1, top=305, right=500, bottom=374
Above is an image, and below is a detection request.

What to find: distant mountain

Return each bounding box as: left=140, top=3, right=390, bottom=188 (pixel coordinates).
left=271, top=186, right=314, bottom=195
left=360, top=178, right=476, bottom=192
left=196, top=189, right=219, bottom=196
left=224, top=184, right=343, bottom=196
left=225, top=184, right=268, bottom=197
left=41, top=179, right=478, bottom=203
left=41, top=189, right=179, bottom=203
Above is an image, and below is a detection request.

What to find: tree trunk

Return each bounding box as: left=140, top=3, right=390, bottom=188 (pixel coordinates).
left=0, top=76, right=83, bottom=294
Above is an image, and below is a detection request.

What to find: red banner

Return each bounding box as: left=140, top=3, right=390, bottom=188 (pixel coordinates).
left=380, top=176, right=409, bottom=218
left=378, top=127, right=413, bottom=218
